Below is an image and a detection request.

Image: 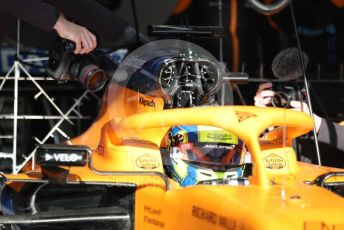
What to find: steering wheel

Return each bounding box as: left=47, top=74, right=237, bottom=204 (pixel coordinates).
left=246, top=0, right=289, bottom=15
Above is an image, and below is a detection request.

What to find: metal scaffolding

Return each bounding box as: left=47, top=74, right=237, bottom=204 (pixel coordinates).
left=0, top=20, right=92, bottom=174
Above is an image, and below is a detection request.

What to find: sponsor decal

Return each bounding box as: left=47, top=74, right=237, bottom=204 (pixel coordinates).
left=192, top=205, right=217, bottom=225
left=235, top=111, right=256, bottom=123
left=202, top=144, right=235, bottom=150
left=144, top=205, right=162, bottom=215
left=199, top=129, right=238, bottom=144
left=139, top=96, right=156, bottom=108
left=206, top=132, right=232, bottom=141
left=136, top=154, right=160, bottom=169
left=304, top=221, right=344, bottom=230
left=263, top=153, right=286, bottom=169
left=45, top=153, right=82, bottom=163
left=192, top=205, right=237, bottom=230
left=143, top=205, right=164, bottom=228
left=143, top=216, right=165, bottom=228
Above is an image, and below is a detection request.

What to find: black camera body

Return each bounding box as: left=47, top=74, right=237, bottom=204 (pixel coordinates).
left=47, top=40, right=117, bottom=92
left=271, top=83, right=305, bottom=108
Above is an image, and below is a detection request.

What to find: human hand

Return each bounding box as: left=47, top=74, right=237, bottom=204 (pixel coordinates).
left=53, top=14, right=97, bottom=54
left=290, top=101, right=322, bottom=133
left=254, top=82, right=275, bottom=107
left=254, top=83, right=322, bottom=132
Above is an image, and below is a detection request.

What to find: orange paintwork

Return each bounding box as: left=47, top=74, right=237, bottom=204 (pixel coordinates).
left=3, top=84, right=344, bottom=229
left=172, top=0, right=193, bottom=14
left=331, top=0, right=344, bottom=7
left=66, top=84, right=165, bottom=149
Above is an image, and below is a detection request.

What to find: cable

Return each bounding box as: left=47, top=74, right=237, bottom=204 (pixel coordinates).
left=289, top=0, right=322, bottom=165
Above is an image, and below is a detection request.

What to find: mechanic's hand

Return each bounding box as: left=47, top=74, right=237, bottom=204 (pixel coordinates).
left=254, top=82, right=275, bottom=107
left=53, top=14, right=97, bottom=54
left=290, top=101, right=322, bottom=133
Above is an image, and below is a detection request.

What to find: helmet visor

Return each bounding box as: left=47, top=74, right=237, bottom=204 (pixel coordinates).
left=175, top=142, right=243, bottom=167
left=170, top=126, right=245, bottom=169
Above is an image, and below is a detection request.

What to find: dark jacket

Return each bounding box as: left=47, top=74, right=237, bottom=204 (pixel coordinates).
left=0, top=0, right=60, bottom=32
left=0, top=0, right=128, bottom=44
left=318, top=118, right=344, bottom=151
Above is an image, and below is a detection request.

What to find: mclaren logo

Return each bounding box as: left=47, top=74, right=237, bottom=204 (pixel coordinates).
left=45, top=153, right=82, bottom=162
left=136, top=154, right=160, bottom=169
left=263, top=153, right=286, bottom=169
left=139, top=96, right=156, bottom=108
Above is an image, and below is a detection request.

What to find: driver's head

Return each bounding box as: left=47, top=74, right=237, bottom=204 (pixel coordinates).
left=167, top=125, right=250, bottom=187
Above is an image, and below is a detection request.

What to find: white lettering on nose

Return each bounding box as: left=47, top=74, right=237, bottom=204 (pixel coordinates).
left=45, top=153, right=82, bottom=162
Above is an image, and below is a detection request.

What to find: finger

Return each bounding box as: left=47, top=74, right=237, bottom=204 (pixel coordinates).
left=83, top=29, right=96, bottom=53
left=254, top=101, right=266, bottom=107
left=291, top=100, right=310, bottom=114
left=90, top=33, right=97, bottom=50
left=254, top=96, right=270, bottom=107
left=290, top=100, right=302, bottom=109
left=259, top=90, right=276, bottom=98
left=88, top=33, right=97, bottom=52
left=255, top=97, right=272, bottom=107
left=79, top=34, right=90, bottom=54
left=261, top=97, right=272, bottom=105
left=83, top=33, right=94, bottom=53
left=82, top=28, right=96, bottom=52
left=73, top=38, right=82, bottom=54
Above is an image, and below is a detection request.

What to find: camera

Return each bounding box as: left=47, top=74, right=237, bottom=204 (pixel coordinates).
left=47, top=39, right=118, bottom=92
left=271, top=83, right=305, bottom=108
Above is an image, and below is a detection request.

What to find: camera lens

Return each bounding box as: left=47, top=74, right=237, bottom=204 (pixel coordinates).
left=272, top=91, right=290, bottom=108
left=78, top=64, right=107, bottom=92
left=70, top=61, right=107, bottom=92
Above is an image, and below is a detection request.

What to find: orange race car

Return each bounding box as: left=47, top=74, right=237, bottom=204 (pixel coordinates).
left=0, top=38, right=343, bottom=230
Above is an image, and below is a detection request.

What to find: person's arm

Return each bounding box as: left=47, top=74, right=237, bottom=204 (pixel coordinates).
left=317, top=118, right=344, bottom=150
left=291, top=102, right=344, bottom=150
left=255, top=82, right=344, bottom=151
left=0, top=0, right=96, bottom=54
left=52, top=0, right=129, bottom=41
left=289, top=101, right=322, bottom=133
left=0, top=0, right=59, bottom=32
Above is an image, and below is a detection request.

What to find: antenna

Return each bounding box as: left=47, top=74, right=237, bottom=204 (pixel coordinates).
left=289, top=0, right=322, bottom=165
left=247, top=0, right=322, bottom=165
